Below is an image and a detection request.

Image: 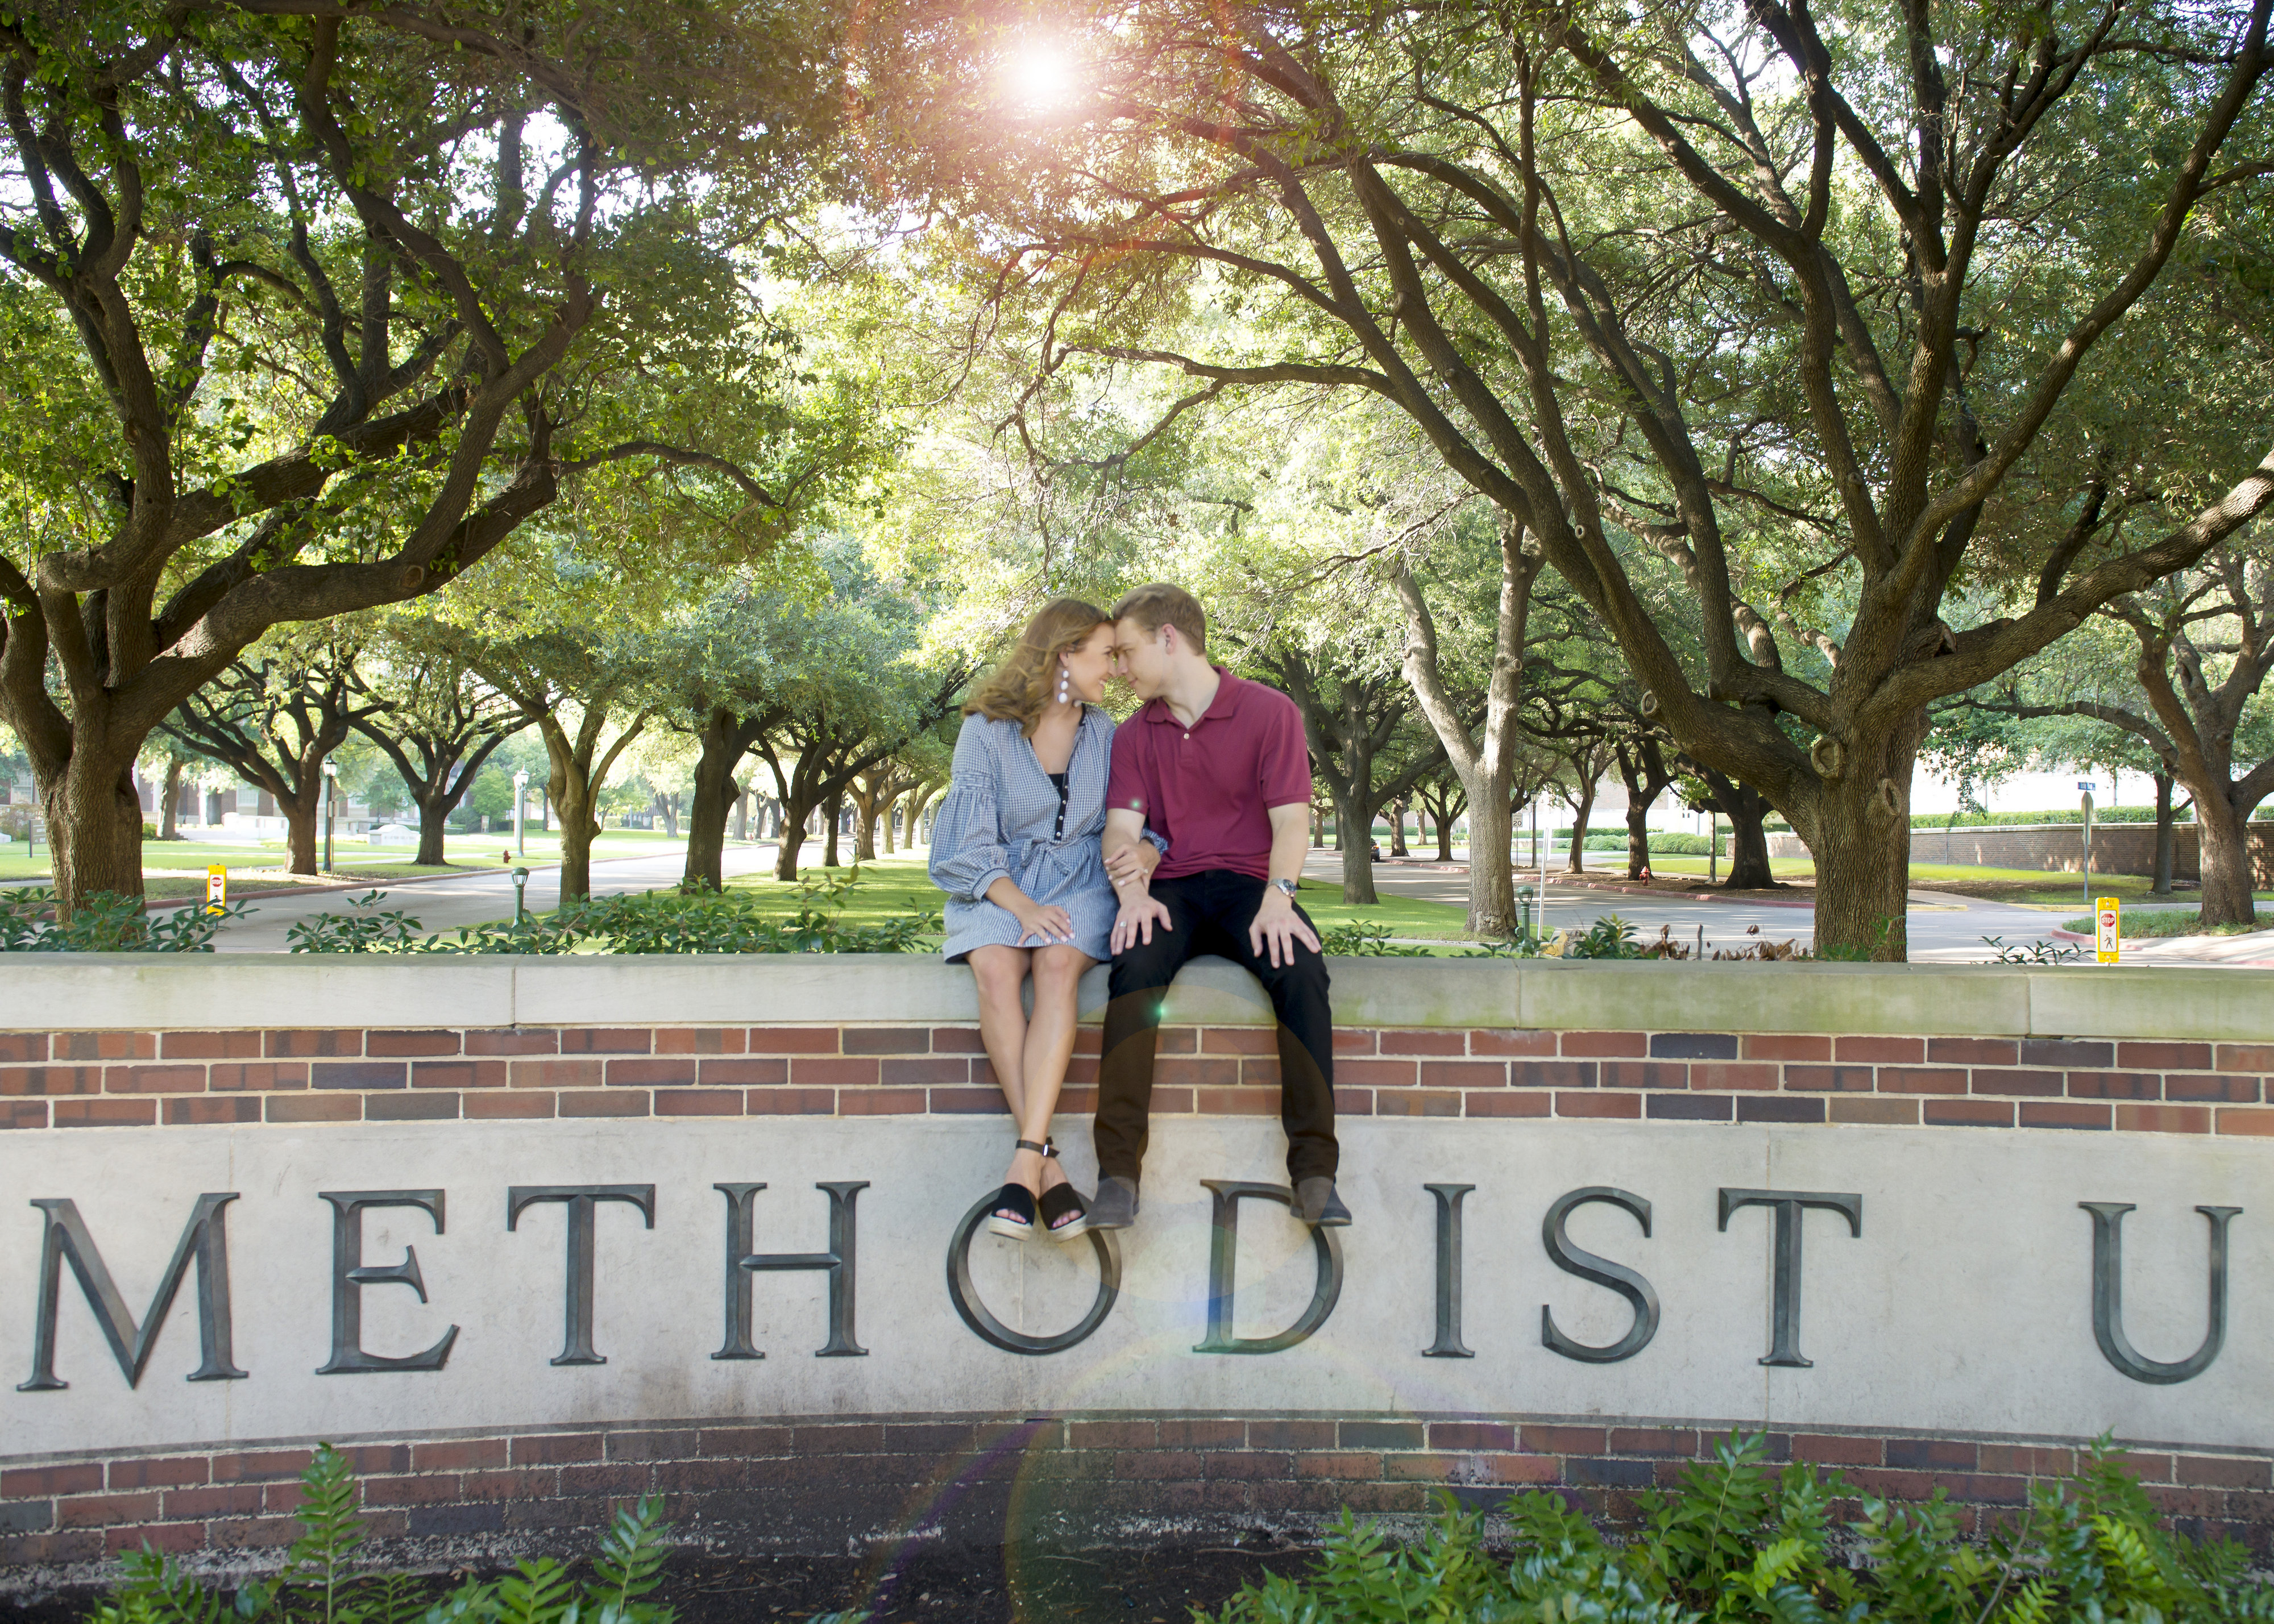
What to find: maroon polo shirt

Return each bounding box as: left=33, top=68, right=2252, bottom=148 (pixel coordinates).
left=1107, top=668, right=1312, bottom=882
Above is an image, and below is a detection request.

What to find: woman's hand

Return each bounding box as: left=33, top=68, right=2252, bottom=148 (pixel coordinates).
left=1015, top=902, right=1078, bottom=946
left=1104, top=840, right=1159, bottom=889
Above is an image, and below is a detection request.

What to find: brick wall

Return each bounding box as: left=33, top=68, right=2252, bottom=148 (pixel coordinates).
left=6, top=1008, right=2271, bottom=1581
left=1869, top=821, right=2274, bottom=882
left=5, top=1413, right=2268, bottom=1578
left=3, top=1023, right=2269, bottom=1137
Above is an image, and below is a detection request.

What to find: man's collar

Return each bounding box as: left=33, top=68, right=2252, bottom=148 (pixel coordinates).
left=1141, top=665, right=1239, bottom=726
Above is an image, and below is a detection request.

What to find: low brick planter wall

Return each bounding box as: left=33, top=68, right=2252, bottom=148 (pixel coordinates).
left=7, top=1415, right=2269, bottom=1572
left=3, top=1020, right=2270, bottom=1137
left=0, top=956, right=2268, bottom=1585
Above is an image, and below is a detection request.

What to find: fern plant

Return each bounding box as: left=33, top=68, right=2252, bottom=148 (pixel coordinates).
left=1197, top=1434, right=2274, bottom=1623
left=84, top=1446, right=881, bottom=1624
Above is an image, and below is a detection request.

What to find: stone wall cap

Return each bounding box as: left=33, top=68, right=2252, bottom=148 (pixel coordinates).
left=3, top=954, right=2269, bottom=1040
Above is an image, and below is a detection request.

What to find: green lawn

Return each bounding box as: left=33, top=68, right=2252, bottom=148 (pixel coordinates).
left=0, top=826, right=702, bottom=887
left=749, top=851, right=1483, bottom=948
left=1910, top=865, right=2274, bottom=909
left=2057, top=907, right=2274, bottom=937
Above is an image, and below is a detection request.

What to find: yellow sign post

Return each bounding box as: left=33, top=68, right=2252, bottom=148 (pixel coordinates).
left=2095, top=896, right=2120, bottom=963
left=205, top=865, right=227, bottom=916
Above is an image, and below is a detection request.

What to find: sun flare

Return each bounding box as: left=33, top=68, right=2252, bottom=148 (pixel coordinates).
left=1010, top=42, right=1077, bottom=109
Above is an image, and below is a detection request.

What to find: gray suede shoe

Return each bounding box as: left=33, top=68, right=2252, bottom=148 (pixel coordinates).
left=1087, top=1176, right=1140, bottom=1230
left=1296, top=1177, right=1351, bottom=1227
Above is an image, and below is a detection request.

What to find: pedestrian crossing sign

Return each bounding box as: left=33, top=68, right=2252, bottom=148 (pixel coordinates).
left=2095, top=897, right=2119, bottom=963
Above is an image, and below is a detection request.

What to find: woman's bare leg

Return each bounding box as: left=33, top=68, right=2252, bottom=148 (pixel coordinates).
left=1019, top=946, right=1095, bottom=1196
left=967, top=945, right=1044, bottom=1205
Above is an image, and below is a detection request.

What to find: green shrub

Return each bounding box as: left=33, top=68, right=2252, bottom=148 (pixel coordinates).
left=1638, top=832, right=1712, bottom=855
left=285, top=869, right=939, bottom=955
left=1202, top=1434, right=2274, bottom=1623
left=0, top=888, right=247, bottom=953
left=1318, top=920, right=1432, bottom=956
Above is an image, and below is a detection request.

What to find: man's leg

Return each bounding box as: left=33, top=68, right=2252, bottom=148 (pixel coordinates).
left=1196, top=872, right=1338, bottom=1185
left=1094, top=876, right=1201, bottom=1187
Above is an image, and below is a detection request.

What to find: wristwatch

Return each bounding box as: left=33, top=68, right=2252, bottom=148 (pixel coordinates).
left=1272, top=878, right=1299, bottom=899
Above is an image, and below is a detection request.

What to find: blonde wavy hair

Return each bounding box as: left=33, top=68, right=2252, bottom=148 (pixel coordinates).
left=964, top=597, right=1111, bottom=734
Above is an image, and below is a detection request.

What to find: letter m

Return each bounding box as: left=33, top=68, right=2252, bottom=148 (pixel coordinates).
left=18, top=1194, right=247, bottom=1391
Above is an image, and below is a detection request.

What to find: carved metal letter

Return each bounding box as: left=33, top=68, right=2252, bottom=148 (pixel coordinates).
left=1717, top=1187, right=1862, bottom=1368
left=712, top=1182, right=868, bottom=1359
left=2080, top=1202, right=2240, bottom=1385
left=317, top=1190, right=458, bottom=1374
left=1193, top=1181, right=1343, bottom=1355
left=18, top=1193, right=246, bottom=1392
left=945, top=1193, right=1122, bottom=1355
left=1424, top=1184, right=1474, bottom=1358
left=506, top=1185, right=657, bottom=1366
left=1541, top=1186, right=1658, bottom=1364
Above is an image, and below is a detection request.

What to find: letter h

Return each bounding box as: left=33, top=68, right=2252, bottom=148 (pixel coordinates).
left=712, top=1182, right=868, bottom=1359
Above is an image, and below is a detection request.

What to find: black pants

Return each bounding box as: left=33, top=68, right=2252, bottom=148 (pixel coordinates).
left=1095, top=870, right=1338, bottom=1185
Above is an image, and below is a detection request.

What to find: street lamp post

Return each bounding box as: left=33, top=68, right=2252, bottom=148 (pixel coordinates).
left=513, top=770, right=529, bottom=857
left=321, top=759, right=338, bottom=874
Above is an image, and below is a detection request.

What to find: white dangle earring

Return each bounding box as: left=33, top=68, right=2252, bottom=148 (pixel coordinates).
left=1057, top=664, right=1070, bottom=705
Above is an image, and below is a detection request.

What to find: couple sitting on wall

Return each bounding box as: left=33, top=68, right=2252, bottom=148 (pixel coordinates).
left=928, top=584, right=1347, bottom=1241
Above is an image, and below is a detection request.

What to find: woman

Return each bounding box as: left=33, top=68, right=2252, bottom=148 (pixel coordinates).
left=929, top=599, right=1159, bottom=1241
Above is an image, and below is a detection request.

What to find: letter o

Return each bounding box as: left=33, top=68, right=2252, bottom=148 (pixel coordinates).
left=944, top=1194, right=1122, bottom=1356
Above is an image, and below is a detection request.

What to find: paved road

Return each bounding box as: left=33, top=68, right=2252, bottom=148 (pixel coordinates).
left=203, top=842, right=785, bottom=952
left=1298, top=852, right=2265, bottom=965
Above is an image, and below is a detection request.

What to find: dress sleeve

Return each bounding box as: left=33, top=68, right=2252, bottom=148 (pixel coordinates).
left=927, top=719, right=1014, bottom=904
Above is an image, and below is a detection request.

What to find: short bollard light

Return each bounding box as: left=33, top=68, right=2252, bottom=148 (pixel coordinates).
left=512, top=866, right=530, bottom=925
left=1516, top=884, right=1536, bottom=945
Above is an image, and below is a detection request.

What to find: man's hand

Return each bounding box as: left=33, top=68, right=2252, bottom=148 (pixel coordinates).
left=1110, top=893, right=1173, bottom=956
left=1248, top=884, right=1321, bottom=969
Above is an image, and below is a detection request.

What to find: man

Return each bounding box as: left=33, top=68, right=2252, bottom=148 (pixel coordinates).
left=1090, top=583, right=1348, bottom=1231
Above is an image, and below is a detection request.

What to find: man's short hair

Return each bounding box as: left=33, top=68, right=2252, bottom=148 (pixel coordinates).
left=1111, top=583, right=1207, bottom=655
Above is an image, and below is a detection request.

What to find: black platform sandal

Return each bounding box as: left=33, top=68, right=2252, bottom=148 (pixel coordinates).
left=1036, top=1141, right=1092, bottom=1241
left=984, top=1139, right=1050, bottom=1241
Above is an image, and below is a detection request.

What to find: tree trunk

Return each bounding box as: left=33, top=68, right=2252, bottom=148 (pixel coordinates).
left=1797, top=730, right=1922, bottom=959
left=1312, top=805, right=1323, bottom=848
left=557, top=779, right=601, bottom=902
left=2152, top=772, right=2176, bottom=896
left=1563, top=779, right=1595, bottom=874
left=1625, top=800, right=1650, bottom=880
left=281, top=778, right=325, bottom=876
left=1436, top=810, right=1454, bottom=861
left=1699, top=768, right=1776, bottom=890
left=41, top=755, right=145, bottom=910
left=683, top=722, right=746, bottom=895
left=901, top=787, right=931, bottom=850
left=414, top=787, right=451, bottom=866
left=1460, top=791, right=1516, bottom=937
left=824, top=792, right=844, bottom=867
left=1388, top=799, right=1409, bottom=857
left=774, top=794, right=814, bottom=878
left=854, top=789, right=881, bottom=861
left=2196, top=793, right=2256, bottom=925
left=158, top=758, right=185, bottom=841
left=1331, top=786, right=1378, bottom=904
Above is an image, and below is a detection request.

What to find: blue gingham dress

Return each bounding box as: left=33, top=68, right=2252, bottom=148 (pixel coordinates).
left=929, top=709, right=1142, bottom=963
